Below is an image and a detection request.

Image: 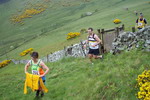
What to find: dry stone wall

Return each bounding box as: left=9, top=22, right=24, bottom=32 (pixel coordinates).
left=11, top=42, right=88, bottom=64
left=111, top=26, right=150, bottom=54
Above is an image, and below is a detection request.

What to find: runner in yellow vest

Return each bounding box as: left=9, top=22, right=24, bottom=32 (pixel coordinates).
left=136, top=14, right=147, bottom=30
left=24, top=52, right=49, bottom=97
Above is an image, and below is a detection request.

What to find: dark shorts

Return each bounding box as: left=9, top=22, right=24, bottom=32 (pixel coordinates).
left=138, top=27, right=143, bottom=30
left=88, top=48, right=100, bottom=55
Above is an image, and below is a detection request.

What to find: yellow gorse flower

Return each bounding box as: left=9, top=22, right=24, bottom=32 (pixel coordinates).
left=20, top=48, right=33, bottom=56
left=11, top=4, right=47, bottom=24
left=0, top=60, right=11, bottom=68
left=136, top=70, right=150, bottom=100
left=66, top=32, right=80, bottom=40
left=113, top=19, right=121, bottom=24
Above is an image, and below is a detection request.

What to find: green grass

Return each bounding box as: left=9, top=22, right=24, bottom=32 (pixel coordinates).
left=0, top=0, right=150, bottom=60
left=0, top=1, right=150, bottom=100
left=0, top=50, right=150, bottom=100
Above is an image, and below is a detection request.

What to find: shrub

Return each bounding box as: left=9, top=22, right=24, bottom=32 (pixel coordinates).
left=81, top=13, right=86, bottom=18
left=20, top=48, right=33, bottom=56
left=136, top=70, right=150, bottom=100
left=113, top=19, right=121, bottom=24
left=11, top=4, right=47, bottom=24
left=80, top=28, right=87, bottom=34
left=95, top=9, right=98, bottom=12
left=0, top=60, right=11, bottom=68
left=66, top=32, right=80, bottom=40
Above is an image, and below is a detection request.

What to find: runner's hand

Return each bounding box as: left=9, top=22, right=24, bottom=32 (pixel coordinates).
left=39, top=74, right=44, bottom=77
left=83, top=45, right=86, bottom=48
left=91, top=45, right=96, bottom=47
left=25, top=71, right=28, bottom=74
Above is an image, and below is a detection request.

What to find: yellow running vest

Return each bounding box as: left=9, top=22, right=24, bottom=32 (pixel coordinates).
left=137, top=18, right=145, bottom=28
left=24, top=73, right=48, bottom=94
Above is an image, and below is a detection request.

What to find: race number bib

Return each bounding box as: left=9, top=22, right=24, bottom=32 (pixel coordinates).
left=138, top=22, right=143, bottom=26
left=32, top=70, right=39, bottom=75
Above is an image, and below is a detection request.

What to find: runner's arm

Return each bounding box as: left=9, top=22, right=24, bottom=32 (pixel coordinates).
left=136, top=19, right=138, bottom=23
left=25, top=61, right=30, bottom=73
left=85, top=40, right=89, bottom=44
left=83, top=36, right=89, bottom=48
left=94, top=35, right=102, bottom=46
left=144, top=19, right=148, bottom=25
left=40, top=61, right=49, bottom=77
left=136, top=19, right=138, bottom=27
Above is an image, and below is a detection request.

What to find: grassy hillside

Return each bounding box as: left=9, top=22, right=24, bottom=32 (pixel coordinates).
left=0, top=0, right=150, bottom=59
left=0, top=1, right=150, bottom=100
left=0, top=0, right=150, bottom=60
left=0, top=50, right=150, bottom=100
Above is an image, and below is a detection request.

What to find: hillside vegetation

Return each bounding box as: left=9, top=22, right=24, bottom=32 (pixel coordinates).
left=0, top=50, right=150, bottom=100
left=0, top=0, right=150, bottom=60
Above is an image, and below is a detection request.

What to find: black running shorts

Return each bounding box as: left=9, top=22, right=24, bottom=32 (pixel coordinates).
left=88, top=48, right=100, bottom=55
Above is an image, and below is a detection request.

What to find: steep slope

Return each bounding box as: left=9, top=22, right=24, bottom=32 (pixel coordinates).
left=0, top=50, right=150, bottom=100
left=0, top=0, right=150, bottom=60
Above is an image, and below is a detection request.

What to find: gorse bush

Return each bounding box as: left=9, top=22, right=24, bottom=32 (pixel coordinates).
left=136, top=70, right=150, bottom=100
left=0, top=60, right=11, bottom=68
left=11, top=4, right=47, bottom=24
left=113, top=19, right=121, bottom=24
left=19, top=48, right=33, bottom=56
left=66, top=32, right=80, bottom=40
